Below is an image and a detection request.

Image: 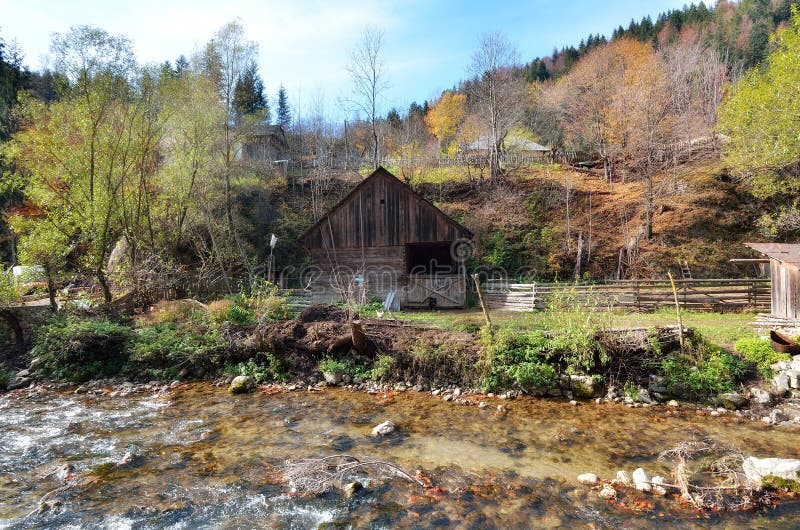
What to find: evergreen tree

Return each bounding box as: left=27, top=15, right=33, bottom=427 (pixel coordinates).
left=275, top=84, right=290, bottom=127
left=174, top=54, right=189, bottom=76
left=232, top=62, right=268, bottom=123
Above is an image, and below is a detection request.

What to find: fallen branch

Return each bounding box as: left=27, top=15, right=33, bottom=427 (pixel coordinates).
left=283, top=454, right=424, bottom=494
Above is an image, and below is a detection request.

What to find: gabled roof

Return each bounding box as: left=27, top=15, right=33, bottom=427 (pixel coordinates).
left=298, top=166, right=473, bottom=245
left=745, top=243, right=800, bottom=267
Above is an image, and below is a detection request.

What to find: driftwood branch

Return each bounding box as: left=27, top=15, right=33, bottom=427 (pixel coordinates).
left=283, top=454, right=424, bottom=494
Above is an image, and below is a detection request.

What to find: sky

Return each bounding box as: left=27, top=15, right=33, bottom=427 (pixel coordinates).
left=0, top=0, right=691, bottom=120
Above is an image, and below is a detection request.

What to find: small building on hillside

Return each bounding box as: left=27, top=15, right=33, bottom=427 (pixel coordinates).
left=237, top=125, right=291, bottom=164
left=462, top=135, right=551, bottom=158
left=745, top=242, right=800, bottom=320
left=299, top=167, right=473, bottom=308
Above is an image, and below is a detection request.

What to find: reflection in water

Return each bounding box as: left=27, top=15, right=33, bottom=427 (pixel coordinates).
left=0, top=384, right=798, bottom=529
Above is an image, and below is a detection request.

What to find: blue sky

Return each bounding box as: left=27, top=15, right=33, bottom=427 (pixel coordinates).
left=0, top=0, right=690, bottom=119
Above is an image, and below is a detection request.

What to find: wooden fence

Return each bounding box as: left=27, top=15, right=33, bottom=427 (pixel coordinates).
left=481, top=278, right=770, bottom=312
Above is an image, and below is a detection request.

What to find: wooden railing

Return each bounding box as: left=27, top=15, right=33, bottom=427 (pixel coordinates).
left=481, top=278, right=770, bottom=312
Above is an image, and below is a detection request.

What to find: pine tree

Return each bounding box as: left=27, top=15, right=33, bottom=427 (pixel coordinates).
left=233, top=62, right=268, bottom=123
left=276, top=84, right=290, bottom=127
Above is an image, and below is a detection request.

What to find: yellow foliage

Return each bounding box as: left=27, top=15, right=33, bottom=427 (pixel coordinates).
left=424, top=91, right=467, bottom=149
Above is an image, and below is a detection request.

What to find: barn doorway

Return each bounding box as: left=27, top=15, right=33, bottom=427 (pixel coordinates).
left=405, top=242, right=455, bottom=275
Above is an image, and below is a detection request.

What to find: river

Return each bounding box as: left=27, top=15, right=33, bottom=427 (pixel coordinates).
left=1, top=384, right=799, bottom=529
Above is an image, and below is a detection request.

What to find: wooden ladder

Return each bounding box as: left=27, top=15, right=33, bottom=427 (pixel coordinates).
left=680, top=261, right=692, bottom=280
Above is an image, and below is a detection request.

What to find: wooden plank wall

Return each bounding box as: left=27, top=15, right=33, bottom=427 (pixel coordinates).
left=482, top=278, right=771, bottom=312
left=303, top=170, right=467, bottom=249
left=770, top=260, right=800, bottom=319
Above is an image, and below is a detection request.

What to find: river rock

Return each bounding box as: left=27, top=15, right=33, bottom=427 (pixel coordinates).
left=632, top=468, right=652, bottom=492
left=615, top=470, right=633, bottom=486
left=577, top=473, right=598, bottom=485
left=371, top=420, right=395, bottom=437
left=322, top=371, right=343, bottom=385
left=342, top=481, right=363, bottom=498
left=742, top=456, right=800, bottom=490
left=772, top=361, right=790, bottom=372
left=598, top=484, right=617, bottom=500
left=717, top=392, right=748, bottom=410
left=786, top=370, right=800, bottom=389
left=636, top=388, right=655, bottom=404
left=667, top=400, right=680, bottom=407
left=651, top=476, right=668, bottom=496
left=774, top=373, right=791, bottom=394
left=7, top=375, right=32, bottom=390
left=570, top=375, right=601, bottom=399
left=750, top=387, right=772, bottom=405
left=229, top=376, right=255, bottom=394
left=649, top=376, right=667, bottom=394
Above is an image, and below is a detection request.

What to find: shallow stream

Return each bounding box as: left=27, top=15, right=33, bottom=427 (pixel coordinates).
left=1, top=384, right=799, bottom=528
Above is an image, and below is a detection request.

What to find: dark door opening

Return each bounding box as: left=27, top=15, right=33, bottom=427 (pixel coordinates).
left=406, top=242, right=455, bottom=275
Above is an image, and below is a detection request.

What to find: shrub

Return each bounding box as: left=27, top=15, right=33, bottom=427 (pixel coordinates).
left=225, top=355, right=288, bottom=383
left=241, top=279, right=289, bottom=322
left=0, top=363, right=9, bottom=389
left=129, top=323, right=227, bottom=379
left=225, top=303, right=256, bottom=325
left=658, top=336, right=747, bottom=399
left=32, top=316, right=133, bottom=382
left=207, top=299, right=233, bottom=322
left=734, top=337, right=791, bottom=378
left=149, top=300, right=206, bottom=324
left=319, top=357, right=350, bottom=375
left=370, top=354, right=396, bottom=380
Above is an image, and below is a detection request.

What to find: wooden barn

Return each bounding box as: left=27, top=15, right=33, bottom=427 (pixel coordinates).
left=299, top=167, right=473, bottom=308
left=745, top=243, right=800, bottom=320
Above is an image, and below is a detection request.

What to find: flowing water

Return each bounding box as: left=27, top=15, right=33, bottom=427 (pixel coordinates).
left=1, top=384, right=799, bottom=529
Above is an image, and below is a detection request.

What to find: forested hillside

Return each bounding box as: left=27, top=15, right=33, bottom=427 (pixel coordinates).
left=0, top=1, right=799, bottom=302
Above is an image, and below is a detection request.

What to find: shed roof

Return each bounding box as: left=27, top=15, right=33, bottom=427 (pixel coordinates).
left=745, top=243, right=800, bottom=267
left=299, top=166, right=473, bottom=247
left=463, top=135, right=550, bottom=152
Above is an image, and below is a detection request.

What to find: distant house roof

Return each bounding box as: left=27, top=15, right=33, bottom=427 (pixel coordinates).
left=463, top=135, right=550, bottom=152
left=745, top=243, right=800, bottom=267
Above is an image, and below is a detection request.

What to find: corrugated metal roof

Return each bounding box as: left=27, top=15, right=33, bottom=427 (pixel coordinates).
left=745, top=243, right=800, bottom=267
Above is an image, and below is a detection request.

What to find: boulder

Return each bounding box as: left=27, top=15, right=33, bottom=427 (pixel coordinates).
left=786, top=370, right=800, bottom=389
left=771, top=361, right=790, bottom=372
left=667, top=400, right=680, bottom=408
left=651, top=476, right=668, bottom=496
left=322, top=371, right=343, bottom=385
left=743, top=457, right=800, bottom=490
left=774, top=373, right=791, bottom=394
left=7, top=375, right=32, bottom=391
left=229, top=376, right=255, bottom=394
left=636, top=388, right=655, bottom=404
left=371, top=420, right=396, bottom=437
left=598, top=484, right=617, bottom=500
left=750, top=387, right=772, bottom=405
left=717, top=392, right=748, bottom=410
left=649, top=376, right=667, bottom=394
left=577, top=473, right=598, bottom=485
left=769, top=409, right=789, bottom=424
left=570, top=375, right=601, bottom=399
left=342, top=481, right=363, bottom=498
left=632, top=468, right=652, bottom=492
left=615, top=470, right=633, bottom=486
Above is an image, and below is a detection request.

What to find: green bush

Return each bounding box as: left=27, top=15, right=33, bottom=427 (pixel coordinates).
left=658, top=336, right=747, bottom=399
left=480, top=327, right=558, bottom=392
left=129, top=323, right=227, bottom=379
left=319, top=357, right=350, bottom=375
left=734, top=337, right=791, bottom=378
left=32, top=316, right=133, bottom=382
left=370, top=354, right=396, bottom=380
left=225, top=303, right=256, bottom=325
left=224, top=355, right=288, bottom=383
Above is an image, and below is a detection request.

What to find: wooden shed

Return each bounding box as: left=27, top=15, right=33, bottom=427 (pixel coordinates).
left=745, top=243, right=800, bottom=320
left=299, top=167, right=473, bottom=308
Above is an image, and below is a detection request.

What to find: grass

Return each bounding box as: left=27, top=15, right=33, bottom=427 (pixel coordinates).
left=392, top=308, right=757, bottom=349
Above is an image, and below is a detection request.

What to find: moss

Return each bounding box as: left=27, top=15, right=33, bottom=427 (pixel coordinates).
left=762, top=475, right=800, bottom=493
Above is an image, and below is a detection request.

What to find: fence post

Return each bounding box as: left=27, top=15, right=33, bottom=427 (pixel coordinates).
left=531, top=283, right=536, bottom=311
